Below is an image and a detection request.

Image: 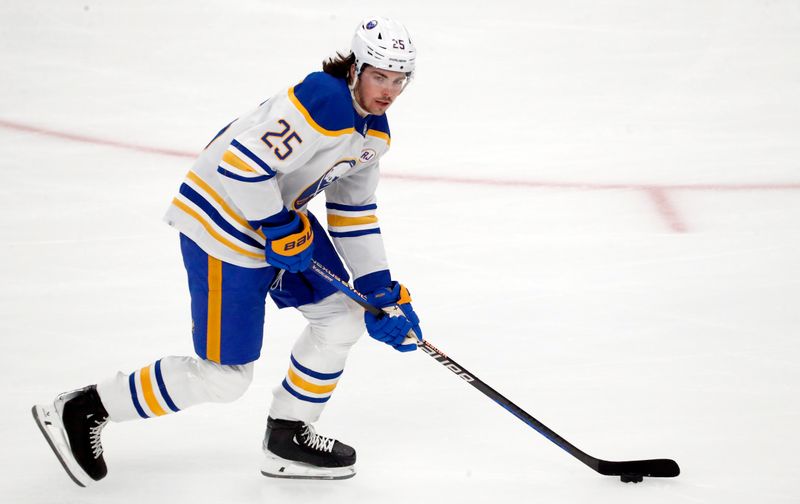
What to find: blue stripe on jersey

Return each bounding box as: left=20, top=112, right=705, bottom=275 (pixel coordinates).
left=290, top=354, right=343, bottom=380
left=179, top=183, right=265, bottom=250
left=248, top=207, right=293, bottom=230
left=129, top=373, right=149, bottom=419
left=329, top=228, right=381, bottom=238
left=325, top=202, right=378, bottom=212
left=230, top=139, right=277, bottom=177
left=282, top=379, right=331, bottom=403
left=216, top=167, right=273, bottom=183
left=154, top=359, right=180, bottom=413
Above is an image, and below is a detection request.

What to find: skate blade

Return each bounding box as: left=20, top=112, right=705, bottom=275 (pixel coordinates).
left=31, top=404, right=94, bottom=488
left=260, top=453, right=356, bottom=480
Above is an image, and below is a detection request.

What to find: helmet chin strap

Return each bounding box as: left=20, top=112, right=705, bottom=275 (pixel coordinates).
left=348, top=73, right=371, bottom=117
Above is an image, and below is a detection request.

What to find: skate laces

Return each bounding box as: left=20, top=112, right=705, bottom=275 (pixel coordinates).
left=89, top=417, right=109, bottom=459
left=300, top=425, right=335, bottom=453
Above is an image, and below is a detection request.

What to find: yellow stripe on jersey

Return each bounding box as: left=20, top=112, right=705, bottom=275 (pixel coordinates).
left=288, top=87, right=355, bottom=137
left=287, top=368, right=338, bottom=394
left=139, top=366, right=168, bottom=417
left=171, top=198, right=265, bottom=259
left=186, top=171, right=266, bottom=240
left=327, top=214, right=378, bottom=227
left=207, top=256, right=223, bottom=363
left=366, top=129, right=391, bottom=146
left=222, top=150, right=258, bottom=173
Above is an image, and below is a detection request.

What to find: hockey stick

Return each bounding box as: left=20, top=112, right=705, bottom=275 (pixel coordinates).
left=309, top=259, right=680, bottom=482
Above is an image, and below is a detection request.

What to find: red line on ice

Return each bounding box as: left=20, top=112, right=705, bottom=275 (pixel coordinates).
left=0, top=119, right=197, bottom=159
left=3, top=118, right=800, bottom=234
left=381, top=172, right=800, bottom=192
left=644, top=187, right=688, bottom=233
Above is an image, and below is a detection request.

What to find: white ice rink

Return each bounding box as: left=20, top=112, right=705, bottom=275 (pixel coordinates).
left=2, top=1, right=799, bottom=502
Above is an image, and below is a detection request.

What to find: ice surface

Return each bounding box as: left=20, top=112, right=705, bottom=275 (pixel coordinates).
left=2, top=1, right=799, bottom=503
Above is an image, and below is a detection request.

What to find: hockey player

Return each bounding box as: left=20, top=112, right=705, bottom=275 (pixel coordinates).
left=32, top=16, right=422, bottom=485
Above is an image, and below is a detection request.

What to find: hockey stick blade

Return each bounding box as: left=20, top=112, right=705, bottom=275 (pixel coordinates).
left=308, top=260, right=680, bottom=480
left=595, top=458, right=680, bottom=478
left=419, top=338, right=680, bottom=480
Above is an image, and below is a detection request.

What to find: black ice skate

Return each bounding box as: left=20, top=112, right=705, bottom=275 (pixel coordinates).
left=32, top=385, right=110, bottom=487
left=261, top=417, right=356, bottom=480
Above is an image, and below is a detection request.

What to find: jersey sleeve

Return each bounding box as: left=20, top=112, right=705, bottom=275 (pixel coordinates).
left=324, top=161, right=392, bottom=293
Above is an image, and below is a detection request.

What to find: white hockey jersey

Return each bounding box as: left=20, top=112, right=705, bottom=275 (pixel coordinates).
left=164, top=71, right=393, bottom=289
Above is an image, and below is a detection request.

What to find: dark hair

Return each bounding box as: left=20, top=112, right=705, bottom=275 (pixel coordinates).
left=322, top=52, right=356, bottom=82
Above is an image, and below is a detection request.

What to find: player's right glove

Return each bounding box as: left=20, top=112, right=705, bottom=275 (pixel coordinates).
left=364, top=282, right=422, bottom=352
left=261, top=211, right=314, bottom=273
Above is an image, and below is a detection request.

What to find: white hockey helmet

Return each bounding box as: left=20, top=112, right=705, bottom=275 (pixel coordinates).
left=351, top=17, right=416, bottom=77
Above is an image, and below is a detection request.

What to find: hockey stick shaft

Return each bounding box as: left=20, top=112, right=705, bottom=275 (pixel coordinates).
left=308, top=259, right=679, bottom=478
left=308, top=261, right=591, bottom=461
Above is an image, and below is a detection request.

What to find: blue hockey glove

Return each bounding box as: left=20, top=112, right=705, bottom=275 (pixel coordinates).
left=262, top=211, right=314, bottom=273
left=364, top=282, right=423, bottom=352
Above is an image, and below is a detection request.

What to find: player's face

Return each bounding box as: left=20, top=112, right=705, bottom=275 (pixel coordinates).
left=352, top=66, right=408, bottom=115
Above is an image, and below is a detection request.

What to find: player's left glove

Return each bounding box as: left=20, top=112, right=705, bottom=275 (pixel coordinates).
left=364, top=282, right=423, bottom=352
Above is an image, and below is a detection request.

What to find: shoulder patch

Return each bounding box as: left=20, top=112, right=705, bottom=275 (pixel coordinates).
left=290, top=72, right=355, bottom=136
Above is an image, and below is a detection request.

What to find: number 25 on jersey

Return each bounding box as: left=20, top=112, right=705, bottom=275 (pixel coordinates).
left=262, top=120, right=303, bottom=160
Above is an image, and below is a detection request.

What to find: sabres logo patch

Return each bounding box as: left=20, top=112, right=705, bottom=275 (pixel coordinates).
left=293, top=159, right=357, bottom=209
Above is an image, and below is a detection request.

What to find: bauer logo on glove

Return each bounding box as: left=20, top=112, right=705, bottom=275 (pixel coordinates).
left=262, top=211, right=315, bottom=273
left=275, top=227, right=312, bottom=252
